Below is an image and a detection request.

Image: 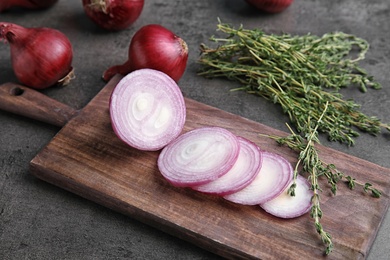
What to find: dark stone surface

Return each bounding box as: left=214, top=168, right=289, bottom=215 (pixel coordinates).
left=1, top=0, right=389, bottom=259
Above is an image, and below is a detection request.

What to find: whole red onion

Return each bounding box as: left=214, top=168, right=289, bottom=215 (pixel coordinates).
left=103, top=24, right=188, bottom=82
left=0, top=0, right=58, bottom=12
left=245, top=0, right=293, bottom=13
left=82, top=0, right=144, bottom=31
left=0, top=22, right=74, bottom=89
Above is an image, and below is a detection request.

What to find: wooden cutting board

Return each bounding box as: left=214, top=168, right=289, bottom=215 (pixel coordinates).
left=1, top=75, right=390, bottom=259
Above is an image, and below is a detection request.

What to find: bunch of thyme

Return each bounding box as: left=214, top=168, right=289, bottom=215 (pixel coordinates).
left=198, top=21, right=387, bottom=255
left=199, top=21, right=390, bottom=146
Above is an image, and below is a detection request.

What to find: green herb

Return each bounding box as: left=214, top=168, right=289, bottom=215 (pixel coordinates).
left=198, top=21, right=386, bottom=255
left=198, top=21, right=390, bottom=146
left=262, top=102, right=381, bottom=254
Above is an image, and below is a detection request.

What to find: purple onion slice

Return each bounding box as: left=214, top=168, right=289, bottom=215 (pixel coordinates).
left=110, top=68, right=186, bottom=151
left=192, top=136, right=263, bottom=196
left=158, top=127, right=240, bottom=187
left=224, top=151, right=293, bottom=205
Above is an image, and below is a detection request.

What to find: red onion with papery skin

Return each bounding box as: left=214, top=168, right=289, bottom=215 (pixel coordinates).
left=260, top=175, right=312, bottom=219
left=192, top=136, right=263, bottom=196
left=158, top=127, right=240, bottom=187
left=245, top=0, right=293, bottom=13
left=0, top=22, right=74, bottom=89
left=0, top=0, right=58, bottom=12
left=224, top=151, right=294, bottom=205
left=103, top=24, right=188, bottom=82
left=110, top=68, right=186, bottom=151
left=82, top=0, right=144, bottom=31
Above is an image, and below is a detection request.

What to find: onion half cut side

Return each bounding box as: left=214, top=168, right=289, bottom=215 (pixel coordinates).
left=224, top=151, right=293, bottom=205
left=157, top=127, right=240, bottom=187
left=192, top=136, right=263, bottom=195
left=260, top=175, right=312, bottom=219
left=110, top=68, right=186, bottom=151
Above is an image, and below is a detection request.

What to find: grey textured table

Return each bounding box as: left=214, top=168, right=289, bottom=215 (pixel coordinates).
left=1, top=0, right=389, bottom=259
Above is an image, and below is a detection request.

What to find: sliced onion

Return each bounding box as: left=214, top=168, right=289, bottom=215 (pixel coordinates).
left=260, top=175, right=312, bottom=218
left=192, top=136, right=263, bottom=196
left=110, top=68, right=186, bottom=151
left=223, top=151, right=293, bottom=205
left=157, top=127, right=240, bottom=187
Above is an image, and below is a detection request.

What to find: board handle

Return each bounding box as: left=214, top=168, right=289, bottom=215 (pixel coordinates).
left=0, top=82, right=78, bottom=127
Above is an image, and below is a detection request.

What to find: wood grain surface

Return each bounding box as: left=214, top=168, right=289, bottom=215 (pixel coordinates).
left=26, top=76, right=390, bottom=259
left=0, top=82, right=78, bottom=127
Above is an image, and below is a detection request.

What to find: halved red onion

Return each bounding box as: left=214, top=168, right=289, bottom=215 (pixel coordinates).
left=260, top=175, right=312, bottom=218
left=223, top=151, right=293, bottom=205
left=192, top=136, right=263, bottom=196
left=110, top=68, right=186, bottom=151
left=157, top=127, right=240, bottom=187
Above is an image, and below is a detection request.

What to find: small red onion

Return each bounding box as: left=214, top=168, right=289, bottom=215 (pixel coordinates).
left=224, top=151, right=293, bottom=205
left=103, top=24, right=188, bottom=82
left=192, top=136, right=263, bottom=196
left=244, top=0, right=293, bottom=13
left=260, top=175, right=312, bottom=219
left=0, top=22, right=74, bottom=89
left=0, top=0, right=58, bottom=12
left=110, top=68, right=186, bottom=151
left=158, top=127, right=240, bottom=187
left=82, top=0, right=144, bottom=31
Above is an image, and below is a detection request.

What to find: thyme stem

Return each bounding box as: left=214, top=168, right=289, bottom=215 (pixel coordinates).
left=298, top=102, right=334, bottom=254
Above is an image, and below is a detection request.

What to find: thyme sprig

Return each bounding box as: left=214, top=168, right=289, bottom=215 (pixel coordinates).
left=261, top=102, right=381, bottom=255
left=198, top=21, right=390, bottom=146
left=269, top=124, right=382, bottom=199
